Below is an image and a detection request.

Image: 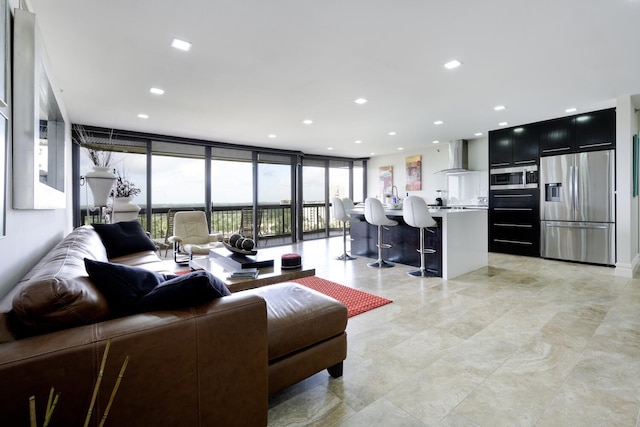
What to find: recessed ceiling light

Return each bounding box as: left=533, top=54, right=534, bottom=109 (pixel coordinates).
left=388, top=131, right=397, bottom=136
left=494, top=105, right=506, bottom=111
left=370, top=152, right=376, bottom=156
left=565, top=107, right=577, bottom=113
left=432, top=140, right=440, bottom=144
left=137, top=113, right=149, bottom=119
left=150, top=87, right=165, bottom=95
left=354, top=140, right=362, bottom=144
left=474, top=132, right=483, bottom=136
left=302, top=119, right=313, bottom=125
left=268, top=134, right=277, bottom=138
left=444, top=59, right=462, bottom=69
left=327, top=147, right=334, bottom=150
left=354, top=98, right=368, bottom=105
left=499, top=122, right=509, bottom=126
left=434, top=120, right=444, bottom=125
left=170, top=38, right=192, bottom=51
left=398, top=147, right=404, bottom=150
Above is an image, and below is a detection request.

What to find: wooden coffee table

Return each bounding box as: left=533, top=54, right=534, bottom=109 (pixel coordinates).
left=190, top=255, right=315, bottom=293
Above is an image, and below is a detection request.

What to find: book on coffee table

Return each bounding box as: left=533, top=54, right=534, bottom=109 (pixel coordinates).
left=226, top=269, right=259, bottom=280
left=209, top=248, right=274, bottom=271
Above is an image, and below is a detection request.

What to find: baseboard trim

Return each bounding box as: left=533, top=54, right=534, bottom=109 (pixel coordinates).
left=614, top=253, right=640, bottom=278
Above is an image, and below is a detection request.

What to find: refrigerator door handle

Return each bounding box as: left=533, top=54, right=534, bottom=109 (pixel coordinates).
left=569, top=165, right=574, bottom=214
left=574, top=165, right=579, bottom=216
left=544, top=222, right=609, bottom=230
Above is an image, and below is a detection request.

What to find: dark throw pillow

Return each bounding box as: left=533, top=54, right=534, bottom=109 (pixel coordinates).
left=84, top=258, right=168, bottom=315
left=92, top=220, right=157, bottom=259
left=137, top=270, right=231, bottom=312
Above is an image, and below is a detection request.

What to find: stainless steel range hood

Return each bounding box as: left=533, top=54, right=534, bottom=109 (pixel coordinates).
left=435, top=140, right=472, bottom=174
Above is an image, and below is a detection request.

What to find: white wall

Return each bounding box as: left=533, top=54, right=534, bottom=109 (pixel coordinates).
left=614, top=94, right=640, bottom=277
left=367, top=137, right=488, bottom=205
left=0, top=2, right=73, bottom=299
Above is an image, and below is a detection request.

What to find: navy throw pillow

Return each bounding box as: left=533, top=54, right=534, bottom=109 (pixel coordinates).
left=84, top=258, right=169, bottom=315
left=137, top=270, right=231, bottom=312
left=92, top=220, right=157, bottom=259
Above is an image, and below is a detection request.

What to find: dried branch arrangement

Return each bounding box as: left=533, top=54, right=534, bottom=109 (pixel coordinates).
left=28, top=339, right=130, bottom=427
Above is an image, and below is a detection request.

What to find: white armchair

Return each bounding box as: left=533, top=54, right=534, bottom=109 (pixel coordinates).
left=168, top=211, right=223, bottom=264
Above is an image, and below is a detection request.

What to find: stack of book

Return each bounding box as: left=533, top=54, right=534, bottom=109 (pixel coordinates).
left=226, top=269, right=259, bottom=280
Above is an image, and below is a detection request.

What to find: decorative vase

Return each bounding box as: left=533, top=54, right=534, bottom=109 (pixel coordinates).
left=111, top=196, right=141, bottom=223
left=85, top=166, right=116, bottom=207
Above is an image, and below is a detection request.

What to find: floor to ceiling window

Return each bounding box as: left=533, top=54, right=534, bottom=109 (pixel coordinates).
left=301, top=159, right=327, bottom=239
left=210, top=148, right=254, bottom=241
left=73, top=126, right=367, bottom=248
left=151, top=142, right=206, bottom=246
left=257, top=153, right=294, bottom=246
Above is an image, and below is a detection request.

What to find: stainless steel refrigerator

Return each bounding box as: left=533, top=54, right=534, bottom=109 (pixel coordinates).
left=540, top=149, right=615, bottom=265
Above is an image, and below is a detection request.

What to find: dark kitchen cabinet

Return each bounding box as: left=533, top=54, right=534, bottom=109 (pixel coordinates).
left=350, top=216, right=442, bottom=274
left=512, top=124, right=539, bottom=166
left=575, top=108, right=616, bottom=151
left=538, top=117, right=574, bottom=156
left=489, top=125, right=538, bottom=168
left=489, top=189, right=539, bottom=256
left=539, top=108, right=615, bottom=156
left=489, top=129, right=512, bottom=168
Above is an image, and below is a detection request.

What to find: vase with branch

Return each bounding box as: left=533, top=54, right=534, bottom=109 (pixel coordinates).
left=74, top=125, right=117, bottom=208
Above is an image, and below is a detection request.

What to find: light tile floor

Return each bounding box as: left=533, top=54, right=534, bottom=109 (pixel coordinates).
left=262, top=237, right=640, bottom=427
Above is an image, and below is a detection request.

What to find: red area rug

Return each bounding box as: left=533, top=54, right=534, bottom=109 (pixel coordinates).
left=291, top=276, right=392, bottom=318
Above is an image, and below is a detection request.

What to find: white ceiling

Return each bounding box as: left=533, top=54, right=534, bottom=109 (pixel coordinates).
left=27, top=0, right=640, bottom=158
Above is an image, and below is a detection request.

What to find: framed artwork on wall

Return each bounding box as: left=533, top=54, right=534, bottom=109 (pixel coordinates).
left=379, top=166, right=393, bottom=197
left=405, top=155, right=422, bottom=191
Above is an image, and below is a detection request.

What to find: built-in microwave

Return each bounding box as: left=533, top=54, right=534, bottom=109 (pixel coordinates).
left=490, top=165, right=538, bottom=190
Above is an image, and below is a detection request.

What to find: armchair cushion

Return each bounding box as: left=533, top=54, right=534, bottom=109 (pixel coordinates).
left=92, top=220, right=157, bottom=258
left=184, top=242, right=224, bottom=255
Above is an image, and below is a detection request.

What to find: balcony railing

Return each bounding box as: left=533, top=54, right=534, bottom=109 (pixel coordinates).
left=81, top=203, right=343, bottom=247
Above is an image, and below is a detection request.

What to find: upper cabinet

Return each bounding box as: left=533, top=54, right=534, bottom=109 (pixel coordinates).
left=539, top=108, right=615, bottom=156
left=488, top=129, right=512, bottom=168
left=574, top=108, right=616, bottom=152
left=489, top=125, right=538, bottom=168
left=538, top=117, right=574, bottom=155
left=512, top=124, right=539, bottom=166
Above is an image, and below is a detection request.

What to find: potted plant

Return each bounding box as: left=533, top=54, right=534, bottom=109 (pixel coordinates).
left=110, top=170, right=141, bottom=223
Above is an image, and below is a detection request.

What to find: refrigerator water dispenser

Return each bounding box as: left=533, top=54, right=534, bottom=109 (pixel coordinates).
left=545, top=183, right=562, bottom=202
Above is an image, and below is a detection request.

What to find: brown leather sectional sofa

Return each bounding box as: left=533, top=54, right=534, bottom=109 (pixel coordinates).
left=0, top=225, right=347, bottom=426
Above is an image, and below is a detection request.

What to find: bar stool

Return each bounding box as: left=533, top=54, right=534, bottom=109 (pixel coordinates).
left=364, top=197, right=398, bottom=268
left=331, top=197, right=358, bottom=261
left=341, top=197, right=355, bottom=211
left=403, top=196, right=438, bottom=277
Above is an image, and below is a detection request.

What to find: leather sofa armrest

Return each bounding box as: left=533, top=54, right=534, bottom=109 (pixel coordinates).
left=0, top=293, right=268, bottom=427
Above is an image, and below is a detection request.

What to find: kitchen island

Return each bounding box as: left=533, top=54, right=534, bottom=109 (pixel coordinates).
left=348, top=207, right=488, bottom=279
